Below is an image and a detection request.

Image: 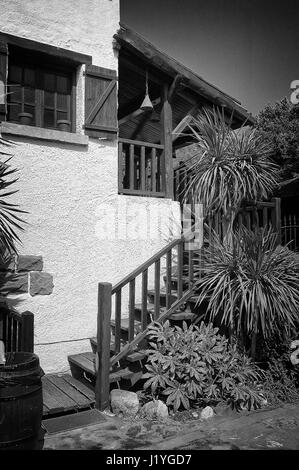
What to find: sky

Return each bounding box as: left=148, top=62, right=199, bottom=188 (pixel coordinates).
left=120, top=0, right=299, bottom=116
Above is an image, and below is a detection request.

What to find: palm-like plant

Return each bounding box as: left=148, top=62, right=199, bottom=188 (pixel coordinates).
left=194, top=226, right=299, bottom=358
left=182, top=107, right=280, bottom=239
left=0, top=135, right=26, bottom=254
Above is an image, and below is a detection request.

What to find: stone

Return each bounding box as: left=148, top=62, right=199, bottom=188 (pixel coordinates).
left=17, top=255, right=43, bottom=272
left=110, top=389, right=139, bottom=418
left=1, top=273, right=28, bottom=294
left=30, top=272, right=54, bottom=296
left=200, top=406, right=214, bottom=420
left=140, top=400, right=168, bottom=420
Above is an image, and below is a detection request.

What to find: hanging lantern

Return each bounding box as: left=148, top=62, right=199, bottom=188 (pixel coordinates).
left=140, top=70, right=154, bottom=111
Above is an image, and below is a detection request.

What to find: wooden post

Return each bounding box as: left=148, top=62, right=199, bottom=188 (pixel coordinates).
left=21, top=311, right=34, bottom=353
left=0, top=41, right=8, bottom=122
left=95, top=282, right=112, bottom=411
left=271, top=197, right=281, bottom=245
left=161, top=83, right=173, bottom=199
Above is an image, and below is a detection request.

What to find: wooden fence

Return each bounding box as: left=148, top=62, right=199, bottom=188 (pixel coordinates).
left=0, top=303, right=34, bottom=353
left=281, top=213, right=299, bottom=252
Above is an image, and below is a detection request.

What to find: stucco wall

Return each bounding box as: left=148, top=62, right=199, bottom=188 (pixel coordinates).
left=0, top=0, right=181, bottom=373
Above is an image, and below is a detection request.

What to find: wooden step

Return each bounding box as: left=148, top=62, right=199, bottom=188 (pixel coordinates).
left=134, top=302, right=195, bottom=322
left=90, top=337, right=146, bottom=363
left=163, top=275, right=190, bottom=290
left=110, top=318, right=142, bottom=341
left=147, top=288, right=178, bottom=307
left=68, top=352, right=134, bottom=384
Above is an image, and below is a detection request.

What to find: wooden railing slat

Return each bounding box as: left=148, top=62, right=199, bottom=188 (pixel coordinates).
left=118, top=142, right=123, bottom=191
left=128, top=279, right=135, bottom=342
left=166, top=250, right=172, bottom=309
left=141, top=269, right=148, bottom=331
left=177, top=241, right=183, bottom=299
left=129, top=144, right=134, bottom=190
left=140, top=146, right=145, bottom=191
left=114, top=290, right=122, bottom=354
left=154, top=259, right=160, bottom=320
left=151, top=148, right=157, bottom=193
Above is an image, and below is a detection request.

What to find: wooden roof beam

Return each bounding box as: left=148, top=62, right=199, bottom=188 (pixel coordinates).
left=168, top=74, right=186, bottom=104
left=119, top=97, right=161, bottom=125
left=172, top=105, right=199, bottom=142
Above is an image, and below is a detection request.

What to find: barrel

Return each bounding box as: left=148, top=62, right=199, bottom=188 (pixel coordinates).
left=0, top=352, right=44, bottom=450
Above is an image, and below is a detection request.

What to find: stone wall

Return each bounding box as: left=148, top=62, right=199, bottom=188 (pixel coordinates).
left=1, top=255, right=53, bottom=296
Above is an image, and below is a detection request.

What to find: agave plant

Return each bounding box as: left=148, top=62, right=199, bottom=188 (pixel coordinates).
left=182, top=107, right=280, bottom=239
left=194, top=226, right=299, bottom=358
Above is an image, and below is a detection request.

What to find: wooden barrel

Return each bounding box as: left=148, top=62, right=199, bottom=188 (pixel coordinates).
left=0, top=352, right=44, bottom=449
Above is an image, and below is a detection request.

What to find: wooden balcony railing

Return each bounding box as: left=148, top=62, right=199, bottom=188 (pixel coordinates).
left=118, top=138, right=165, bottom=197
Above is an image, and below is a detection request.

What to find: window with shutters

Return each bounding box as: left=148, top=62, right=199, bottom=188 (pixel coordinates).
left=7, top=46, right=75, bottom=132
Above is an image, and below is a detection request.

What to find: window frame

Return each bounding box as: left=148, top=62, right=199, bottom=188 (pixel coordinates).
left=7, top=47, right=76, bottom=133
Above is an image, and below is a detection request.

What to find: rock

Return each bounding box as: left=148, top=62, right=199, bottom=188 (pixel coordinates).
left=192, top=411, right=199, bottom=418
left=110, top=389, right=139, bottom=418
left=140, top=400, right=168, bottom=420
left=29, top=272, right=54, bottom=296
left=200, top=406, right=214, bottom=420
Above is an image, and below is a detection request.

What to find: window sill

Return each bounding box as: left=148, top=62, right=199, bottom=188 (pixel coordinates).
left=0, top=122, right=89, bottom=146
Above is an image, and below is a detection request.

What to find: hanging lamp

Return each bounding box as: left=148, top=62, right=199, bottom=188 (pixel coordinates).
left=140, top=70, right=154, bottom=111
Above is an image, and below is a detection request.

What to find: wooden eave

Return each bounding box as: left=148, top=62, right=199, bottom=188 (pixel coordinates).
left=114, top=24, right=255, bottom=126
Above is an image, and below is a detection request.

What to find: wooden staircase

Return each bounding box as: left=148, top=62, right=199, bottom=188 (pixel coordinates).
left=68, top=232, right=202, bottom=409
left=68, top=277, right=199, bottom=395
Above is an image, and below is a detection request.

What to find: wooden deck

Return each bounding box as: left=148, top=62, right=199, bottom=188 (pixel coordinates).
left=42, top=374, right=95, bottom=418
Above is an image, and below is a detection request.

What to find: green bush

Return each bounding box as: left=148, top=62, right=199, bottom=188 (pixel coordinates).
left=256, top=325, right=299, bottom=405
left=142, top=320, right=264, bottom=412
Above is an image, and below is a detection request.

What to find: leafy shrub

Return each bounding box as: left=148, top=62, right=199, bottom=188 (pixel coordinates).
left=256, top=325, right=299, bottom=405
left=142, top=320, right=264, bottom=412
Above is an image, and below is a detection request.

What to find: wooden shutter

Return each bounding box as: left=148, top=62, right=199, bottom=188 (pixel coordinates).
left=0, top=41, right=8, bottom=122
left=84, top=64, right=118, bottom=140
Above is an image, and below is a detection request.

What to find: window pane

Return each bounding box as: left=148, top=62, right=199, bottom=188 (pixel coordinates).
left=44, top=91, right=54, bottom=107
left=57, top=111, right=68, bottom=122
left=44, top=109, right=55, bottom=127
left=24, top=68, right=35, bottom=87
left=8, top=103, right=21, bottom=121
left=24, top=105, right=35, bottom=124
left=24, top=87, right=35, bottom=104
left=57, top=75, right=69, bottom=94
left=57, top=93, right=67, bottom=110
left=10, top=85, right=22, bottom=102
left=44, top=72, right=56, bottom=92
left=9, top=65, right=22, bottom=83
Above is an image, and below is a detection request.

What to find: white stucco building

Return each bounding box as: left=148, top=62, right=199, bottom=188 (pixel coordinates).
left=0, top=0, right=251, bottom=373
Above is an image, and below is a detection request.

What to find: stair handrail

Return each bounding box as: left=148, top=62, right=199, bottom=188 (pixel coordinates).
left=95, top=224, right=200, bottom=410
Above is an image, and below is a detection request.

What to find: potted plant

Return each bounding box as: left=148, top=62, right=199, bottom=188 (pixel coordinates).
left=57, top=120, right=71, bottom=132
left=18, top=112, right=33, bottom=126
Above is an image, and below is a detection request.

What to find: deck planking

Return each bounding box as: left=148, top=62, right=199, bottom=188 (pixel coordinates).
left=42, top=373, right=95, bottom=417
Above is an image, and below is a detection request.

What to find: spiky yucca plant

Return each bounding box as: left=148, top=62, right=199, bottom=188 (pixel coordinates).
left=182, top=108, right=280, bottom=238
left=0, top=136, right=26, bottom=254
left=194, top=226, right=299, bottom=358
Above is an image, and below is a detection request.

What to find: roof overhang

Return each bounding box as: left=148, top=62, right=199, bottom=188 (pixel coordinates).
left=114, top=24, right=255, bottom=126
